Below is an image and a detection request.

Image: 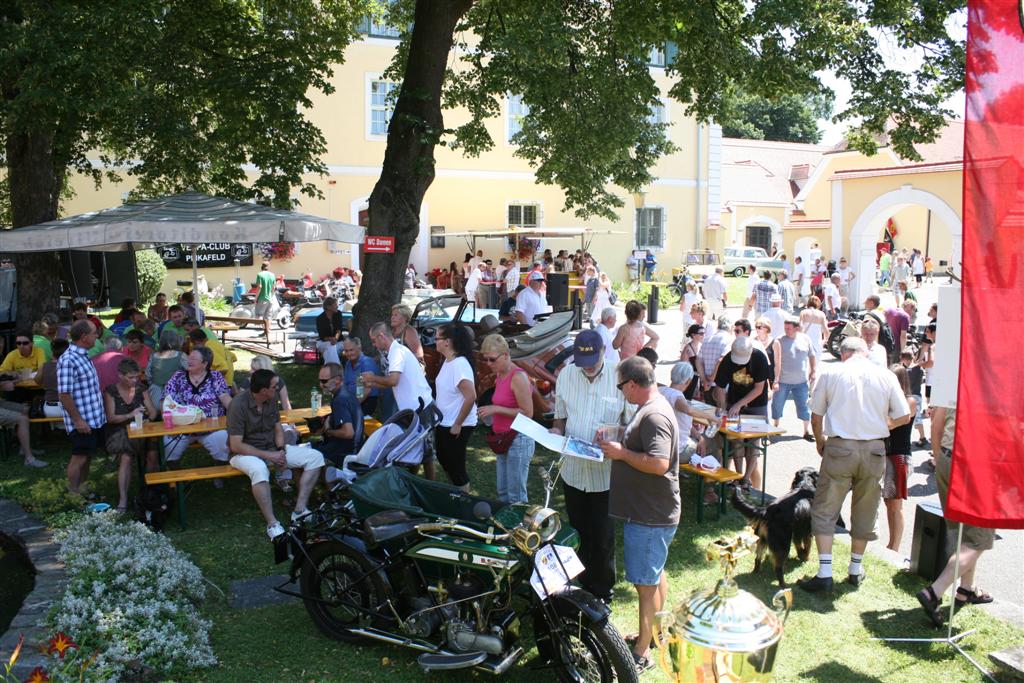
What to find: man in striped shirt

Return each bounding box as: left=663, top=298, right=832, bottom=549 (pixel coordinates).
left=697, top=317, right=734, bottom=395
left=58, top=320, right=107, bottom=495
left=550, top=330, right=631, bottom=603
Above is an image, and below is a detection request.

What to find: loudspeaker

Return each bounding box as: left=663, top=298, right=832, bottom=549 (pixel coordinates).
left=910, top=501, right=952, bottom=582
left=546, top=272, right=569, bottom=310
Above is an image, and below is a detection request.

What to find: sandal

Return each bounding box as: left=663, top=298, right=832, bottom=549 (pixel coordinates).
left=956, top=587, right=994, bottom=605
left=916, top=586, right=944, bottom=627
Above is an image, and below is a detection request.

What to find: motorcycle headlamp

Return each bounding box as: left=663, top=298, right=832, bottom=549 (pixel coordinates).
left=522, top=506, right=561, bottom=543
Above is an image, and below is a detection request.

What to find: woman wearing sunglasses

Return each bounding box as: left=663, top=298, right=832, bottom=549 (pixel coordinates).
left=476, top=334, right=534, bottom=504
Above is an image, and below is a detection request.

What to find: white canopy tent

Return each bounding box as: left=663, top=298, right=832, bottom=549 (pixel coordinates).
left=443, top=226, right=626, bottom=255
left=0, top=191, right=365, bottom=294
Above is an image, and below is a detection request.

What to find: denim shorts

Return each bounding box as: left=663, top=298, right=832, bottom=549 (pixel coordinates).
left=623, top=522, right=677, bottom=586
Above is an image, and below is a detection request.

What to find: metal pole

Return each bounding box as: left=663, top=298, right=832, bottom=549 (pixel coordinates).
left=925, top=209, right=932, bottom=258
left=191, top=245, right=198, bottom=293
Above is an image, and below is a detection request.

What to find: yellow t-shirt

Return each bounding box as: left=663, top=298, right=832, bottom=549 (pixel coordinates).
left=206, top=339, right=235, bottom=386
left=0, top=346, right=45, bottom=373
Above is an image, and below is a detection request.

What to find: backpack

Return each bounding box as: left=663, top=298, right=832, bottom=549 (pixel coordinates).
left=866, top=311, right=896, bottom=362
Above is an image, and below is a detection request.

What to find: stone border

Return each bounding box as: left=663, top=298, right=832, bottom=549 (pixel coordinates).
left=0, top=498, right=66, bottom=678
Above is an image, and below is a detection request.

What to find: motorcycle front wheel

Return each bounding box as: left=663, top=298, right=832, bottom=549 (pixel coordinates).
left=299, top=540, right=387, bottom=643
left=548, top=614, right=638, bottom=683
left=827, top=325, right=845, bottom=359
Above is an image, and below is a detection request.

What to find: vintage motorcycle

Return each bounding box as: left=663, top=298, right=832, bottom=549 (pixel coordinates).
left=274, top=462, right=637, bottom=682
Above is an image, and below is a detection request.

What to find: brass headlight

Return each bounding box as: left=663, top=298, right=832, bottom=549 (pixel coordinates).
left=523, top=506, right=561, bottom=543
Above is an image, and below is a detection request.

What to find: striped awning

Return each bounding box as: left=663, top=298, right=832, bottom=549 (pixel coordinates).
left=0, top=191, right=365, bottom=252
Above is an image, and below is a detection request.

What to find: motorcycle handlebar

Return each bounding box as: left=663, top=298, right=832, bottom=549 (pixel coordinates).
left=415, top=521, right=509, bottom=544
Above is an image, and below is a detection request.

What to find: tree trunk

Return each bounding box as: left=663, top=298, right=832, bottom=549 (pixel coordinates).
left=350, top=0, right=474, bottom=343
left=6, top=128, right=64, bottom=328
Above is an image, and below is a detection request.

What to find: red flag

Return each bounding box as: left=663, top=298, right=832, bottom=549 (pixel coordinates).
left=886, top=217, right=898, bottom=237
left=949, top=0, right=1024, bottom=528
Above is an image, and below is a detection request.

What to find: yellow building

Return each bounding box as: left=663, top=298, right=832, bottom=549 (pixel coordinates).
left=717, top=122, right=964, bottom=305
left=59, top=30, right=719, bottom=295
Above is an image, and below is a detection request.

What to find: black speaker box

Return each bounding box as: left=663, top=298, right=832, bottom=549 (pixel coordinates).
left=909, top=501, right=952, bottom=582
left=546, top=272, right=569, bottom=310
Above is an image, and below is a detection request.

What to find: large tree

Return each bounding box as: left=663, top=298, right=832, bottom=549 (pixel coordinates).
left=719, top=90, right=834, bottom=144
left=1, top=0, right=369, bottom=325
left=351, top=0, right=963, bottom=337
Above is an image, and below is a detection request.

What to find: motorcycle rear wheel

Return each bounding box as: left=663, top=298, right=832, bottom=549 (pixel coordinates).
left=550, top=615, right=639, bottom=683
left=299, top=540, right=387, bottom=643
left=827, top=325, right=845, bottom=359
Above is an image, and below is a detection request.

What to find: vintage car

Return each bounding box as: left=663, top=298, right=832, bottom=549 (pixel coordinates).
left=723, top=246, right=787, bottom=277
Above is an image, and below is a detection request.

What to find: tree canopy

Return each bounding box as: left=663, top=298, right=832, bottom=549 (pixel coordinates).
left=718, top=90, right=835, bottom=144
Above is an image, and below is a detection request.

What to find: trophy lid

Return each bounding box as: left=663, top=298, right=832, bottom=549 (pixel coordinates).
left=669, top=580, right=784, bottom=652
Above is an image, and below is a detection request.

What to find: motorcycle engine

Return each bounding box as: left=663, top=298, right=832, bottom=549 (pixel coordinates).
left=443, top=573, right=504, bottom=655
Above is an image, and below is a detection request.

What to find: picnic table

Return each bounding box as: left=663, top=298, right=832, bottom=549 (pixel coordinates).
left=719, top=418, right=786, bottom=504
left=207, top=321, right=240, bottom=344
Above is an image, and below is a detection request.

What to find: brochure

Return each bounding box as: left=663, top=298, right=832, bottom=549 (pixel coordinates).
left=511, top=414, right=604, bottom=462
left=728, top=419, right=778, bottom=434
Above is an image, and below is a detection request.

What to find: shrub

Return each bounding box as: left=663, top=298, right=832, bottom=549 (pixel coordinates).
left=135, top=250, right=167, bottom=306
left=20, top=479, right=84, bottom=517
left=50, top=513, right=216, bottom=680
left=610, top=282, right=677, bottom=310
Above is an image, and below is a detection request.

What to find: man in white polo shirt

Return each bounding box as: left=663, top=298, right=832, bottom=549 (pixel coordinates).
left=515, top=271, right=552, bottom=326
left=801, top=336, right=910, bottom=594
left=362, top=321, right=436, bottom=477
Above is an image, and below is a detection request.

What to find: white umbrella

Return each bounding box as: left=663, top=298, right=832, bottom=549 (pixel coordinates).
left=0, top=191, right=366, bottom=290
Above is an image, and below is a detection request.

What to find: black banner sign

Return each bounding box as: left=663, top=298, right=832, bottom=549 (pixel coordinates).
left=157, top=243, right=255, bottom=269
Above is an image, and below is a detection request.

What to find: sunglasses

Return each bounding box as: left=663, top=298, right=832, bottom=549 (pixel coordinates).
left=482, top=355, right=503, bottom=363
left=317, top=378, right=331, bottom=384
left=617, top=379, right=631, bottom=391
left=755, top=325, right=767, bottom=330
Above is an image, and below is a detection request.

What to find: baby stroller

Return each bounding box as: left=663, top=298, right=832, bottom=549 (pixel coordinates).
left=326, top=399, right=441, bottom=485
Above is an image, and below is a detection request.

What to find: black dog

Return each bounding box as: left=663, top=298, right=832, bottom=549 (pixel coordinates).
left=731, top=467, right=819, bottom=587
left=135, top=484, right=172, bottom=532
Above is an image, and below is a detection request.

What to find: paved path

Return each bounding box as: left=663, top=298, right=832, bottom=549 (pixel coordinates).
left=638, top=281, right=1024, bottom=627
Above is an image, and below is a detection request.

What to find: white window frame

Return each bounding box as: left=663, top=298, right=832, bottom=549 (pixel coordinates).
left=507, top=202, right=540, bottom=229
left=506, top=95, right=530, bottom=144
left=365, top=73, right=400, bottom=141
left=368, top=19, right=401, bottom=38
left=429, top=225, right=446, bottom=249
left=634, top=206, right=666, bottom=251
left=648, top=45, right=666, bottom=67
left=647, top=97, right=670, bottom=126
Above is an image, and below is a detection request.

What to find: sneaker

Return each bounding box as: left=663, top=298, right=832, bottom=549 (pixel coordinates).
left=632, top=653, right=655, bottom=673
left=266, top=521, right=286, bottom=540
left=916, top=438, right=930, bottom=447
left=24, top=457, right=48, bottom=468
left=212, top=478, right=224, bottom=489
left=291, top=509, right=311, bottom=524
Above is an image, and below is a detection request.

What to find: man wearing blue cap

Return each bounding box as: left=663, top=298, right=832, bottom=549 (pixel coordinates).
left=549, top=329, right=630, bottom=603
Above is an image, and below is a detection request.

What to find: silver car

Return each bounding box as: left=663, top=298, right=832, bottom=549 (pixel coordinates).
left=723, top=246, right=787, bottom=277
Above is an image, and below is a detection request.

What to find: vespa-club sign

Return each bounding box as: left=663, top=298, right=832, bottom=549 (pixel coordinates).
left=158, top=243, right=256, bottom=269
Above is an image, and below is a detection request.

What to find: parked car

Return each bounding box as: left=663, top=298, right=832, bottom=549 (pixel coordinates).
left=723, top=246, right=787, bottom=277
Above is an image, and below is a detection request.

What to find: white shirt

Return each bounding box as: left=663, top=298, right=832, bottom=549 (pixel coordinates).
left=469, top=256, right=483, bottom=270
left=503, top=264, right=520, bottom=293
left=515, top=286, right=551, bottom=325
left=866, top=342, right=888, bottom=368
left=821, top=282, right=841, bottom=311
left=597, top=324, right=619, bottom=363
left=746, top=272, right=759, bottom=296
left=434, top=356, right=478, bottom=428
left=810, top=355, right=909, bottom=440
left=764, top=308, right=787, bottom=340
left=659, top=386, right=692, bottom=450
left=702, top=273, right=727, bottom=302
left=465, top=267, right=482, bottom=296
left=387, top=339, right=433, bottom=412
left=836, top=266, right=854, bottom=286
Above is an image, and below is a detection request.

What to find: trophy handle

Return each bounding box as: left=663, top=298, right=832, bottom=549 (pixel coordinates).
left=772, top=588, right=793, bottom=625
left=653, top=611, right=679, bottom=682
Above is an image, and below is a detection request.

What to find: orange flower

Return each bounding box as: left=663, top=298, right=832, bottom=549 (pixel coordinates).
left=7, top=634, right=24, bottom=667
left=24, top=666, right=49, bottom=683
left=46, top=633, right=77, bottom=659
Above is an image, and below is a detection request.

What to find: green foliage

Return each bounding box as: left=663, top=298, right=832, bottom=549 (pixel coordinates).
left=134, top=250, right=167, bottom=306
left=20, top=479, right=84, bottom=517
left=719, top=89, right=835, bottom=143
left=611, top=282, right=677, bottom=311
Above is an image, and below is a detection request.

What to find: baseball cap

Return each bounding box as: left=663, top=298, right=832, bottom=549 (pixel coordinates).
left=770, top=293, right=783, bottom=302
left=572, top=329, right=603, bottom=367
left=528, top=271, right=545, bottom=282
left=784, top=314, right=800, bottom=325
left=730, top=336, right=754, bottom=365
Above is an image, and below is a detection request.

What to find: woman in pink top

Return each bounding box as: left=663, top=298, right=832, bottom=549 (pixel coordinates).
left=613, top=300, right=659, bottom=360
left=476, top=334, right=534, bottom=504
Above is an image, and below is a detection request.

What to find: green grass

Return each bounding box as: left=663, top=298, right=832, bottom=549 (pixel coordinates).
left=1, top=360, right=1019, bottom=682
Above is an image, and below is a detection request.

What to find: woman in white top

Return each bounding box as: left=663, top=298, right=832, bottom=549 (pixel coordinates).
left=433, top=323, right=478, bottom=491
left=800, top=295, right=828, bottom=361
left=590, top=272, right=613, bottom=327
left=659, top=362, right=718, bottom=451
left=680, top=280, right=703, bottom=330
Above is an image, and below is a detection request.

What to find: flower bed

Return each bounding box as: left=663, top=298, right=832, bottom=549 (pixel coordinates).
left=48, top=513, right=215, bottom=680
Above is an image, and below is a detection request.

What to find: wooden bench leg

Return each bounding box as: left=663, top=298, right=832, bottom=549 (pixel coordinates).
left=171, top=483, right=187, bottom=530
left=695, top=476, right=705, bottom=523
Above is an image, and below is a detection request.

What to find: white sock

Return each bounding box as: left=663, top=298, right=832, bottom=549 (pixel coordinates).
left=849, top=552, right=864, bottom=576
left=817, top=553, right=833, bottom=579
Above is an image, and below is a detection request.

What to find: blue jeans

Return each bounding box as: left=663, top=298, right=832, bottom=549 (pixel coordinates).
left=771, top=381, right=810, bottom=421
left=623, top=522, right=677, bottom=586
left=496, top=433, right=534, bottom=504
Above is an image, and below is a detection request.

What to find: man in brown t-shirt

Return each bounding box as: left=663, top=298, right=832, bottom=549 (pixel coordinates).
left=227, top=368, right=324, bottom=540
left=600, top=356, right=679, bottom=673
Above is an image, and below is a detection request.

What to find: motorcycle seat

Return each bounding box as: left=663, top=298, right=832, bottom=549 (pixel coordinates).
left=364, top=509, right=422, bottom=545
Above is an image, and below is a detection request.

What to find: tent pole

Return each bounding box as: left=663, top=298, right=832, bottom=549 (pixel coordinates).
left=191, top=245, right=198, bottom=294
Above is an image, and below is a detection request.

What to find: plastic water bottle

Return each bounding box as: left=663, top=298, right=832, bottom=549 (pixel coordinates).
left=310, top=389, right=321, bottom=412
left=355, top=374, right=365, bottom=401
left=163, top=410, right=173, bottom=429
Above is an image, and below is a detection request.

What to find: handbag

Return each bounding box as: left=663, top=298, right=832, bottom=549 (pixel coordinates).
left=28, top=396, right=45, bottom=420
left=485, top=430, right=517, bottom=455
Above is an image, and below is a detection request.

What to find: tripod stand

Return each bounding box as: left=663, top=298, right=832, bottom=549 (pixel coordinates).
left=874, top=525, right=996, bottom=681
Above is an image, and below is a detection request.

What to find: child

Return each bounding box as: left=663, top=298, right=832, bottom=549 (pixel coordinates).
left=924, top=256, right=934, bottom=283
left=612, top=300, right=659, bottom=360
left=900, top=350, right=928, bottom=446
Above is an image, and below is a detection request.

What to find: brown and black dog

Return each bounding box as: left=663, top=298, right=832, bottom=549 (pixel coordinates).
left=731, top=467, right=819, bottom=587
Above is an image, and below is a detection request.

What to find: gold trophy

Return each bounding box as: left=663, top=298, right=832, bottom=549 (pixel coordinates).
left=655, top=532, right=793, bottom=682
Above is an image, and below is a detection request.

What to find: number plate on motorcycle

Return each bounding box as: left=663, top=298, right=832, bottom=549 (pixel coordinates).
left=530, top=545, right=584, bottom=598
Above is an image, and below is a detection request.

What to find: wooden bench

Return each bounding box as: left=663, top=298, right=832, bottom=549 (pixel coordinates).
left=680, top=463, right=744, bottom=522
left=206, top=314, right=286, bottom=353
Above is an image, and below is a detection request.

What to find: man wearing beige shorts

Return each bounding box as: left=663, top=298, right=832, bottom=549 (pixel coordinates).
left=801, top=337, right=910, bottom=594
left=916, top=406, right=995, bottom=626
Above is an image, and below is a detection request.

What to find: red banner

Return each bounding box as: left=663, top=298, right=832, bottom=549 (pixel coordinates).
left=948, top=0, right=1024, bottom=528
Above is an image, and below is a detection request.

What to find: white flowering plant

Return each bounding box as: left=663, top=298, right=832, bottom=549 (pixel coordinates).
left=50, top=512, right=216, bottom=681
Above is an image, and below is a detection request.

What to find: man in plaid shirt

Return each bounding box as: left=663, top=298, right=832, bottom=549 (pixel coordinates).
left=753, top=271, right=779, bottom=316
left=697, top=317, right=734, bottom=395
left=58, top=320, right=106, bottom=495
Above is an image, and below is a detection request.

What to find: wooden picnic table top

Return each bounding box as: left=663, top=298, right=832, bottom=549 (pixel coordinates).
left=128, top=406, right=331, bottom=439
left=722, top=421, right=786, bottom=439
left=15, top=379, right=42, bottom=389
left=207, top=321, right=240, bottom=331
